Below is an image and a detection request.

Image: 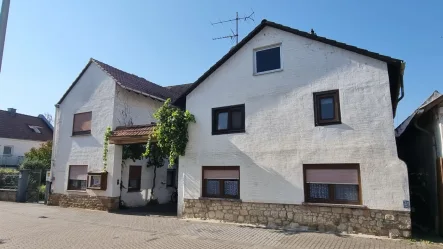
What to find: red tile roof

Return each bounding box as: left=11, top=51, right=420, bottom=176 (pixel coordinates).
left=57, top=59, right=191, bottom=105
left=0, top=110, right=53, bottom=141
left=111, top=124, right=156, bottom=137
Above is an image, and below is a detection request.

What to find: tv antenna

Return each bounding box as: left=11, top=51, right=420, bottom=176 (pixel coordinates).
left=211, top=11, right=255, bottom=44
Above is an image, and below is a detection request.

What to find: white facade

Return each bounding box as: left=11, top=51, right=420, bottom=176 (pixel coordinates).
left=178, top=26, right=409, bottom=214
left=0, top=137, right=42, bottom=166
left=52, top=62, right=173, bottom=205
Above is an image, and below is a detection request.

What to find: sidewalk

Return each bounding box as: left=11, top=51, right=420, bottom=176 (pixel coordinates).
left=0, top=202, right=440, bottom=249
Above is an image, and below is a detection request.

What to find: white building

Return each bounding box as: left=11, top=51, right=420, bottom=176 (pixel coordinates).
left=50, top=59, right=189, bottom=209
left=175, top=20, right=411, bottom=238
left=0, top=108, right=53, bottom=167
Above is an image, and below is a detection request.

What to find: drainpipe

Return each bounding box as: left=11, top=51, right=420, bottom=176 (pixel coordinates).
left=414, top=109, right=440, bottom=233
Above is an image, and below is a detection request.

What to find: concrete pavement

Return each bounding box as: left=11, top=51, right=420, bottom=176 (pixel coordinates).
left=0, top=202, right=440, bottom=249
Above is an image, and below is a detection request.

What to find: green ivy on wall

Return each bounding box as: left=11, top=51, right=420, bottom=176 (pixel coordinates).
left=146, top=98, right=196, bottom=166
left=102, top=126, right=112, bottom=172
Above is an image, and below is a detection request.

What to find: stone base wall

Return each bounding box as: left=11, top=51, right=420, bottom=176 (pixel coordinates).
left=48, top=193, right=119, bottom=211
left=0, top=189, right=17, bottom=202
left=183, top=199, right=411, bottom=238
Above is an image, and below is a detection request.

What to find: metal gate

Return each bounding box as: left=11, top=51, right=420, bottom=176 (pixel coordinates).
left=26, top=170, right=43, bottom=203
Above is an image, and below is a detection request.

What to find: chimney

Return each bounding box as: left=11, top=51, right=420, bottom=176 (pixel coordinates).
left=7, top=108, right=16, bottom=116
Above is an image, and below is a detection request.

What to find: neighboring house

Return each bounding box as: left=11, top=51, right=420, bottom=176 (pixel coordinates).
left=396, top=91, right=443, bottom=235
left=0, top=108, right=53, bottom=167
left=49, top=58, right=189, bottom=209
left=175, top=20, right=411, bottom=238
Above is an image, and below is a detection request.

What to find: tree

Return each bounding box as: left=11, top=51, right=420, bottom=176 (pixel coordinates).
left=23, top=140, right=52, bottom=168
left=43, top=113, right=53, bottom=125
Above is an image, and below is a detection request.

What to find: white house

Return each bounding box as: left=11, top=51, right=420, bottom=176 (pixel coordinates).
left=0, top=108, right=53, bottom=167
left=175, top=20, right=411, bottom=238
left=49, top=59, right=189, bottom=209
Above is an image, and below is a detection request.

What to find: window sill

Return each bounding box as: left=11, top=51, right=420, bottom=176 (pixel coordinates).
left=315, top=121, right=342, bottom=126
left=212, top=129, right=245, bottom=136
left=253, top=68, right=283, bottom=76
left=302, top=202, right=367, bottom=209
left=127, top=189, right=141, bottom=193
left=199, top=197, right=242, bottom=202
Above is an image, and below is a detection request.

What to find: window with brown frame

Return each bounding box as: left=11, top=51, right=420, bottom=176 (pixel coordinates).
left=68, top=165, right=87, bottom=191
left=202, top=166, right=240, bottom=199
left=303, top=164, right=361, bottom=205
left=72, top=112, right=92, bottom=135
left=128, top=166, right=142, bottom=192
left=313, top=90, right=341, bottom=126
left=212, top=104, right=245, bottom=135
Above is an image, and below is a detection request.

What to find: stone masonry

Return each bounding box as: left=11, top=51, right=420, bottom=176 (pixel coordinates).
left=0, top=189, right=17, bottom=202
left=183, top=199, right=411, bottom=239
left=48, top=193, right=119, bottom=211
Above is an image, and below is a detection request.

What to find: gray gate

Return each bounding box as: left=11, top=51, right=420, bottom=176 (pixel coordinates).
left=16, top=169, right=44, bottom=203
left=26, top=170, right=43, bottom=203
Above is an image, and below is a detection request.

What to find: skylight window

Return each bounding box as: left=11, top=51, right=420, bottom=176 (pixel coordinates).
left=28, top=125, right=42, bottom=134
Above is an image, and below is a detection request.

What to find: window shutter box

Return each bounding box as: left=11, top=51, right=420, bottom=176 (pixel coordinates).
left=69, top=165, right=88, bottom=180
left=204, top=169, right=240, bottom=179
left=87, top=172, right=108, bottom=190
left=306, top=169, right=358, bottom=184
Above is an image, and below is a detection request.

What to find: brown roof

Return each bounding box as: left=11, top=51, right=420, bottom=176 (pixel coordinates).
left=174, top=19, right=405, bottom=116
left=111, top=124, right=156, bottom=137
left=0, top=110, right=53, bottom=141
left=57, top=59, right=191, bottom=105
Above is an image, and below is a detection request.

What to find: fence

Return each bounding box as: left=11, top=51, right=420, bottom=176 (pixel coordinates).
left=0, top=172, right=19, bottom=190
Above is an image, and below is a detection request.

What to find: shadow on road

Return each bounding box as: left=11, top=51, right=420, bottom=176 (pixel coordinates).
left=110, top=203, right=177, bottom=217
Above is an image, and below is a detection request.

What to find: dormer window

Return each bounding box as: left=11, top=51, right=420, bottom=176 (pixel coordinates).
left=254, top=44, right=282, bottom=75
left=28, top=125, right=42, bottom=134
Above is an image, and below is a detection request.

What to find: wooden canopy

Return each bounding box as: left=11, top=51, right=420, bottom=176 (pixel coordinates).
left=109, top=124, right=155, bottom=145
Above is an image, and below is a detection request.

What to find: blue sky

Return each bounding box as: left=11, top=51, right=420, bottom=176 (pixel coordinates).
left=0, top=0, right=441, bottom=126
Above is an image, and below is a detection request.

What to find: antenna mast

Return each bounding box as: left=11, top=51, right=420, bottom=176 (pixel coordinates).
left=211, top=11, right=254, bottom=44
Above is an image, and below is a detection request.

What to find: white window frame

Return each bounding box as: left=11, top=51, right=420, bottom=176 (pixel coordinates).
left=3, top=145, right=13, bottom=155
left=253, top=43, right=283, bottom=75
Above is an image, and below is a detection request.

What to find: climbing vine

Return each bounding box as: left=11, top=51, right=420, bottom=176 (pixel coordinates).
left=102, top=126, right=112, bottom=172
left=148, top=98, right=196, bottom=166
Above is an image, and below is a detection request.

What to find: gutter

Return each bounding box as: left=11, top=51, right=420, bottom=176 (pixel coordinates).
left=398, top=62, right=406, bottom=103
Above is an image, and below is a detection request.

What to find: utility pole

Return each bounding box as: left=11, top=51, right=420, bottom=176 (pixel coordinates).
left=0, top=0, right=10, bottom=73
left=212, top=11, right=254, bottom=44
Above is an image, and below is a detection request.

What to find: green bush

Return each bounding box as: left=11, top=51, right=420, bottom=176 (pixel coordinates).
left=20, top=159, right=49, bottom=170
left=0, top=168, right=18, bottom=174
left=39, top=184, right=46, bottom=200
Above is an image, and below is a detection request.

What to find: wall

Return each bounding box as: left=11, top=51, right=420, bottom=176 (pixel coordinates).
left=179, top=26, right=409, bottom=215
left=52, top=62, right=119, bottom=198
left=183, top=199, right=411, bottom=238
left=112, top=86, right=172, bottom=206
left=0, top=189, right=16, bottom=202
left=120, top=158, right=176, bottom=207
left=0, top=137, right=42, bottom=156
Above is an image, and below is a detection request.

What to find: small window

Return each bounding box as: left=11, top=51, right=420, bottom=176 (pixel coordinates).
left=212, top=104, right=245, bottom=135
left=303, top=164, right=361, bottom=205
left=3, top=146, right=12, bottom=155
left=72, top=112, right=92, bottom=136
left=87, top=172, right=108, bottom=190
left=313, top=90, right=341, bottom=126
left=68, top=165, right=88, bottom=191
left=202, top=166, right=240, bottom=199
left=254, top=45, right=282, bottom=74
left=167, top=169, right=176, bottom=187
left=28, top=125, right=42, bottom=134
left=128, top=166, right=142, bottom=192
